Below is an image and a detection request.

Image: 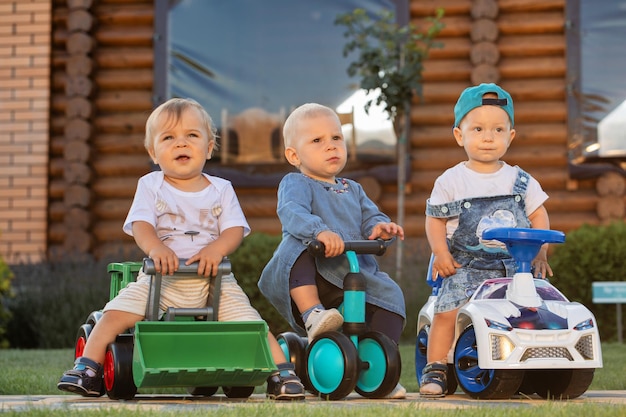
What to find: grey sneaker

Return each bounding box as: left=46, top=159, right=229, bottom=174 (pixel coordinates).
left=385, top=382, right=407, bottom=399
left=304, top=308, right=343, bottom=341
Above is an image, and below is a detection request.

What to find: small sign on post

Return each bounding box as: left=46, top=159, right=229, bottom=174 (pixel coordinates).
left=592, top=282, right=626, bottom=343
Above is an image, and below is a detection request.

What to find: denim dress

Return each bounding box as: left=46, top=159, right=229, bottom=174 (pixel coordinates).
left=258, top=173, right=406, bottom=335
left=426, top=168, right=532, bottom=313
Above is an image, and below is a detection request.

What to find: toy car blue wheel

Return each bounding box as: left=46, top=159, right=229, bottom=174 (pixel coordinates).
left=454, top=325, right=523, bottom=399
left=306, top=331, right=358, bottom=400
left=355, top=331, right=400, bottom=398
left=104, top=337, right=137, bottom=400
left=415, top=325, right=429, bottom=386
left=415, top=324, right=458, bottom=395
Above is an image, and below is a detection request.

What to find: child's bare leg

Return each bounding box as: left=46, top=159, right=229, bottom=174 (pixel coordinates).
left=290, top=284, right=322, bottom=313
left=420, top=308, right=458, bottom=397
left=82, top=310, right=144, bottom=364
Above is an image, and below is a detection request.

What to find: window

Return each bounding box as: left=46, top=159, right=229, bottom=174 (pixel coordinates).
left=154, top=0, right=405, bottom=172
left=567, top=0, right=626, bottom=177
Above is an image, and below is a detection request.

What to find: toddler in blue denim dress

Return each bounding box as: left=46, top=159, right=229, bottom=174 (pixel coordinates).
left=258, top=103, right=407, bottom=399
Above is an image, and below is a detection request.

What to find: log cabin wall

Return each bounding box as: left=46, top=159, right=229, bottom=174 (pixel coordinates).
left=1, top=0, right=619, bottom=264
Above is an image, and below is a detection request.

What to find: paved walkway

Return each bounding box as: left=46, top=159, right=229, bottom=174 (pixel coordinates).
left=1, top=391, right=625, bottom=412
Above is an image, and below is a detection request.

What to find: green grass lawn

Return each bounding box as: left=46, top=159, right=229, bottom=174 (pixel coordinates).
left=0, top=344, right=624, bottom=417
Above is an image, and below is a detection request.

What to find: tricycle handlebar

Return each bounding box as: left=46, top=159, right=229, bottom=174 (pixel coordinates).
left=307, top=239, right=387, bottom=257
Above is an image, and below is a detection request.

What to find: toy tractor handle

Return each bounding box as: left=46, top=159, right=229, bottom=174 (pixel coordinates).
left=142, top=257, right=231, bottom=321
left=142, top=257, right=232, bottom=277
left=307, top=238, right=387, bottom=257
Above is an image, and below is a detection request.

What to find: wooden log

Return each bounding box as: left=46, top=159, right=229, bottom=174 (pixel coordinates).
left=95, top=69, right=153, bottom=90
left=470, top=42, right=500, bottom=65
left=92, top=198, right=132, bottom=220
left=67, top=0, right=94, bottom=9
left=65, top=206, right=92, bottom=229
left=471, top=0, right=498, bottom=19
left=64, top=161, right=92, bottom=184
left=412, top=100, right=567, bottom=126
left=94, top=26, right=153, bottom=47
left=92, top=154, right=152, bottom=177
left=498, top=12, right=564, bottom=36
left=499, top=56, right=566, bottom=79
left=49, top=157, right=64, bottom=177
left=66, top=32, right=94, bottom=54
left=596, top=172, right=625, bottom=196
left=66, top=96, right=93, bottom=118
left=65, top=184, right=91, bottom=207
left=64, top=118, right=92, bottom=141
left=596, top=196, right=625, bottom=221
left=67, top=9, right=93, bottom=32
left=94, top=3, right=153, bottom=26
left=63, top=228, right=92, bottom=254
left=93, top=133, right=146, bottom=154
left=499, top=34, right=565, bottom=57
left=92, top=177, right=142, bottom=199
left=49, top=201, right=65, bottom=222
left=238, top=195, right=279, bottom=218
left=470, top=19, right=499, bottom=42
left=49, top=179, right=65, bottom=199
left=499, top=0, right=564, bottom=13
left=422, top=59, right=473, bottom=82
left=425, top=38, right=471, bottom=60
left=92, top=220, right=127, bottom=241
left=63, top=140, right=90, bottom=163
left=95, top=91, right=153, bottom=112
left=412, top=123, right=567, bottom=149
left=65, top=75, right=93, bottom=97
left=95, top=47, right=153, bottom=69
left=94, top=113, right=149, bottom=134
left=93, top=241, right=142, bottom=262
left=246, top=216, right=282, bottom=235
left=471, top=64, right=500, bottom=84
left=411, top=0, right=469, bottom=17
left=67, top=55, right=93, bottom=76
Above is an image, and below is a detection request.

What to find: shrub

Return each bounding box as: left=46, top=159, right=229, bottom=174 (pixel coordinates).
left=0, top=247, right=14, bottom=349
left=6, top=256, right=111, bottom=349
left=549, top=221, right=626, bottom=342
left=229, top=233, right=291, bottom=334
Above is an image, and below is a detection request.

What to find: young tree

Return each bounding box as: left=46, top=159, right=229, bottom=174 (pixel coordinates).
left=335, top=8, right=444, bottom=281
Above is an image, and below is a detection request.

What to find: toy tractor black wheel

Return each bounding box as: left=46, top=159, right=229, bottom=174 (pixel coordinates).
left=521, top=369, right=595, bottom=400
left=187, top=386, right=218, bottom=396
left=223, top=386, right=255, bottom=398
left=104, top=338, right=137, bottom=400
left=74, top=324, right=93, bottom=359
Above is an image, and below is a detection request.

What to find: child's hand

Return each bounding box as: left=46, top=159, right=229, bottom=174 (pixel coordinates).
left=148, top=245, right=179, bottom=276
left=432, top=251, right=461, bottom=280
left=369, top=222, right=404, bottom=241
left=316, top=230, right=344, bottom=258
left=531, top=248, right=553, bottom=279
left=187, top=247, right=224, bottom=277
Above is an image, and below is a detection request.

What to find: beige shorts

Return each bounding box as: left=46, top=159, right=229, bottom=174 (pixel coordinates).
left=103, top=270, right=262, bottom=322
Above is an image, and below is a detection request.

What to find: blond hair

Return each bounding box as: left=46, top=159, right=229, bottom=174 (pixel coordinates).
left=144, top=98, right=217, bottom=154
left=283, top=103, right=339, bottom=148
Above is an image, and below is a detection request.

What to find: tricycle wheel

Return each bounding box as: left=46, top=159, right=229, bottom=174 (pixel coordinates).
left=104, top=340, right=137, bottom=400
left=355, top=331, right=400, bottom=398
left=277, top=332, right=311, bottom=391
left=223, top=386, right=255, bottom=398
left=187, top=386, right=218, bottom=396
left=74, top=324, right=93, bottom=359
left=524, top=369, right=595, bottom=399
left=306, top=331, right=358, bottom=400
left=454, top=325, right=523, bottom=399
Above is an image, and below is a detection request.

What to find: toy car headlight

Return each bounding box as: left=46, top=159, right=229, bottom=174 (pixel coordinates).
left=490, top=334, right=515, bottom=360
left=573, top=318, right=595, bottom=331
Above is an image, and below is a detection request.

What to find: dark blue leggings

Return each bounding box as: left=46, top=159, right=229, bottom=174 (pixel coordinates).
left=289, top=250, right=403, bottom=343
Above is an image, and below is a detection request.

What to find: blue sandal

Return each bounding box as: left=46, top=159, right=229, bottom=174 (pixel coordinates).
left=419, top=362, right=448, bottom=398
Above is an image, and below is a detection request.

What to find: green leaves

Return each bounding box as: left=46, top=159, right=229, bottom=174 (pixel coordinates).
left=335, top=8, right=444, bottom=121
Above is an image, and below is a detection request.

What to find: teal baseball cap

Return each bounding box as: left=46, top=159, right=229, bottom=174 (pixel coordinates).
left=454, top=83, right=514, bottom=127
